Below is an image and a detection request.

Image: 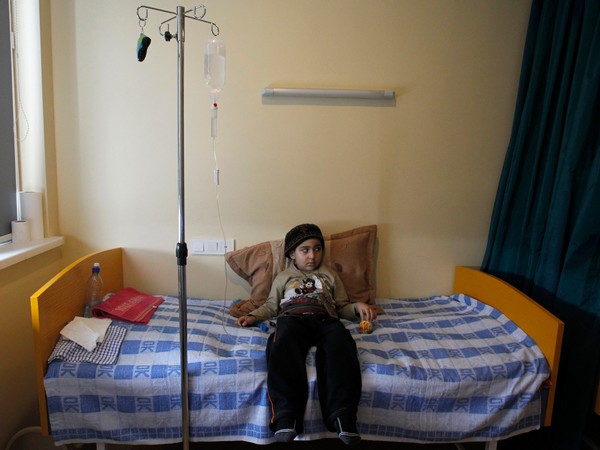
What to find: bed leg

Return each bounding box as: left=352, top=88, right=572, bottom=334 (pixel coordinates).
left=95, top=443, right=106, bottom=450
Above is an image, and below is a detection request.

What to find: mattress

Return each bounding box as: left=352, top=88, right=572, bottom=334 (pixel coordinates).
left=44, top=294, right=549, bottom=445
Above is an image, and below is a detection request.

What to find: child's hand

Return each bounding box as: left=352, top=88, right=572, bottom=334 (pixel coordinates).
left=237, top=315, right=257, bottom=327
left=354, top=303, right=377, bottom=322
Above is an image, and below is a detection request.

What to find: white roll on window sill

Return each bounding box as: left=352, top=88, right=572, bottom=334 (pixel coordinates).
left=0, top=236, right=65, bottom=271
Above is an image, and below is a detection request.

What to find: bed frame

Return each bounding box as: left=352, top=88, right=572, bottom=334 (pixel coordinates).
left=31, top=248, right=124, bottom=435
left=30, top=248, right=564, bottom=438
left=453, top=266, right=564, bottom=427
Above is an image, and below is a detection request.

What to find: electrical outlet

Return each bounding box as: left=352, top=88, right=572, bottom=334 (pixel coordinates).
left=190, top=239, right=234, bottom=255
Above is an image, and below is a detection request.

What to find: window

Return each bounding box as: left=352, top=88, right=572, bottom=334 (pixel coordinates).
left=0, top=0, right=17, bottom=244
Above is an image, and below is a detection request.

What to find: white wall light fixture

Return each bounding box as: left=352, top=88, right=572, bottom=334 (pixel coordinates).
left=261, top=87, right=395, bottom=100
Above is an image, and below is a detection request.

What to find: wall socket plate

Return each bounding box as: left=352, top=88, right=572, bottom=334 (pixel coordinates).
left=190, top=239, right=234, bottom=256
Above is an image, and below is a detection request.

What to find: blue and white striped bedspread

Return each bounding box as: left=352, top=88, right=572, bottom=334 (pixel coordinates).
left=44, top=294, right=549, bottom=445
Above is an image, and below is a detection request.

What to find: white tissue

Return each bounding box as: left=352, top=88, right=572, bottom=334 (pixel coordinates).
left=11, top=220, right=30, bottom=244
left=19, top=191, right=44, bottom=240
left=60, top=321, right=99, bottom=352
left=73, top=316, right=111, bottom=342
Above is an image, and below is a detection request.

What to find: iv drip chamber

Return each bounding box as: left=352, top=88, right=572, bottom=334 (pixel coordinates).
left=204, top=37, right=226, bottom=102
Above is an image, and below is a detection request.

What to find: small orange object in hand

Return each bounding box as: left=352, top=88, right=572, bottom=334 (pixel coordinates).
left=358, top=320, right=373, bottom=334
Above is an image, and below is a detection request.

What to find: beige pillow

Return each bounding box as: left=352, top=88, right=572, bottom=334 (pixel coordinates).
left=227, top=225, right=377, bottom=317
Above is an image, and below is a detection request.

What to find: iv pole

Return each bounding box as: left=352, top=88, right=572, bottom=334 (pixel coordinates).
left=136, top=5, right=220, bottom=450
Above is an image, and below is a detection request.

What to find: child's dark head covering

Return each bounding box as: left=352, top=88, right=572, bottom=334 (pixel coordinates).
left=284, top=223, right=325, bottom=258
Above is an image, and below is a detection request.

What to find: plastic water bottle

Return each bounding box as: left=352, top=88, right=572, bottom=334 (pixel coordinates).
left=83, top=262, right=104, bottom=317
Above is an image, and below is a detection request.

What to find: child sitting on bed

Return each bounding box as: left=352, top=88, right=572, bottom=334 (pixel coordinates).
left=236, top=223, right=376, bottom=446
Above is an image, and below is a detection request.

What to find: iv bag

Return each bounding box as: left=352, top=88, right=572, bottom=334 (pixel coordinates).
left=204, top=38, right=226, bottom=102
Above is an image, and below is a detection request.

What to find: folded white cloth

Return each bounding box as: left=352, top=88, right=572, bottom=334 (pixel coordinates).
left=73, top=316, right=111, bottom=342
left=60, top=321, right=99, bottom=352
left=59, top=317, right=112, bottom=351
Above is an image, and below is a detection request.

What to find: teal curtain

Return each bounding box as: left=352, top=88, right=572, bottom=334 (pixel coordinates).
left=481, top=0, right=600, bottom=448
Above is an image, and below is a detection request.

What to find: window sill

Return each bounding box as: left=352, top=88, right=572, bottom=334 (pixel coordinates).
left=0, top=236, right=65, bottom=270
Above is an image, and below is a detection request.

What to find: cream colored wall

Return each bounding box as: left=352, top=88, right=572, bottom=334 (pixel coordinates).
left=1, top=0, right=532, bottom=444
left=49, top=0, right=531, bottom=300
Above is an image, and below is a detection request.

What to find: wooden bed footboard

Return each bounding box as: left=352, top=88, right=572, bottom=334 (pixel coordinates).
left=453, top=266, right=564, bottom=427
left=30, top=248, right=124, bottom=434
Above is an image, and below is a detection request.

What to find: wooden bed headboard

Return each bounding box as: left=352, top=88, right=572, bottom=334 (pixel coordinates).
left=30, top=248, right=124, bottom=434
left=453, top=266, right=564, bottom=427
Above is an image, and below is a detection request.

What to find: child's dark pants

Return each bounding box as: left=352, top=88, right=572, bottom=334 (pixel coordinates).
left=266, top=314, right=361, bottom=434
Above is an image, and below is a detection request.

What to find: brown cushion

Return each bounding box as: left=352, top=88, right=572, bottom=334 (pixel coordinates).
left=227, top=225, right=377, bottom=317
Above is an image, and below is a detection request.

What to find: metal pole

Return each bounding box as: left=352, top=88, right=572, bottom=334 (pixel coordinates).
left=174, top=6, right=190, bottom=450
left=136, top=6, right=219, bottom=448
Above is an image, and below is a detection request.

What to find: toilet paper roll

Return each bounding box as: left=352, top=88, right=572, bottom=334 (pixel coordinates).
left=11, top=220, right=31, bottom=244
left=19, top=191, right=44, bottom=240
